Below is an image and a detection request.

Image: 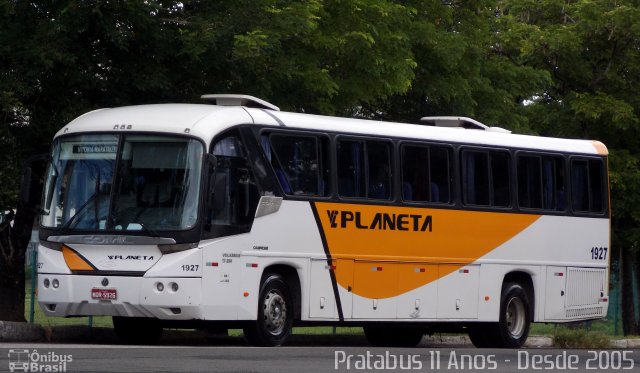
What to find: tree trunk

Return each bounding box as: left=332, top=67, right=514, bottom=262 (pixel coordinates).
left=0, top=218, right=26, bottom=322
left=0, top=156, right=45, bottom=321
left=0, top=205, right=39, bottom=322
left=621, top=246, right=640, bottom=335
left=634, top=248, right=640, bottom=333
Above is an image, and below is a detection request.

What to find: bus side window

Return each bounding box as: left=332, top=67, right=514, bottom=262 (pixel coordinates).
left=337, top=139, right=391, bottom=200
left=401, top=145, right=451, bottom=204
left=402, top=145, right=429, bottom=202
left=337, top=140, right=365, bottom=198
left=518, top=155, right=542, bottom=209
left=367, top=142, right=391, bottom=200
left=206, top=133, right=260, bottom=237
left=518, top=154, right=566, bottom=211
left=265, top=134, right=328, bottom=196
left=462, top=150, right=490, bottom=206
left=543, top=157, right=566, bottom=211
left=463, top=149, right=510, bottom=207
left=571, top=158, right=604, bottom=213
left=430, top=146, right=452, bottom=203
left=491, top=152, right=511, bottom=207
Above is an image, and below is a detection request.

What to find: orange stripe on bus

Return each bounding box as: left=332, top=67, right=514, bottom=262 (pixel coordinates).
left=315, top=202, right=540, bottom=299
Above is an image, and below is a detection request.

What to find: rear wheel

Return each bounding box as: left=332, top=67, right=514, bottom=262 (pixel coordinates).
left=497, top=283, right=531, bottom=348
left=469, top=283, right=531, bottom=348
left=495, top=282, right=531, bottom=348
left=363, top=326, right=424, bottom=347
left=243, top=273, right=293, bottom=346
left=113, top=316, right=163, bottom=345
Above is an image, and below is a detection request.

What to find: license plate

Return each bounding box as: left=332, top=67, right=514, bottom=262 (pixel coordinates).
left=91, top=288, right=117, bottom=300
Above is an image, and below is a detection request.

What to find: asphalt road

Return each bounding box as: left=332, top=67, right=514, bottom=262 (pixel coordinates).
left=1, top=343, right=638, bottom=373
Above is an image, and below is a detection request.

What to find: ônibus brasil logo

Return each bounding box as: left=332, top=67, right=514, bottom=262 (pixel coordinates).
left=8, top=349, right=72, bottom=373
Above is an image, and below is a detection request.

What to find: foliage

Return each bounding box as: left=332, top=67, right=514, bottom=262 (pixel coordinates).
left=362, top=0, right=551, bottom=131
left=186, top=0, right=418, bottom=114
left=554, top=329, right=611, bottom=349
left=499, top=0, right=640, bottom=334
left=1, top=0, right=640, bottom=331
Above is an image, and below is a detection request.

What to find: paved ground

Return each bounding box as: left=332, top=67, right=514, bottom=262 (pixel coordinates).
left=1, top=344, right=638, bottom=373
left=2, top=322, right=639, bottom=372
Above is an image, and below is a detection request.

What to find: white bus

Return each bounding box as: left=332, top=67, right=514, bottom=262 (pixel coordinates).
left=37, top=94, right=610, bottom=347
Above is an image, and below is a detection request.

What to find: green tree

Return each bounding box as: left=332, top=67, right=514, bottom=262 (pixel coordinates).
left=0, top=0, right=420, bottom=321
left=360, top=0, right=550, bottom=131
left=499, top=0, right=640, bottom=334
left=185, top=0, right=417, bottom=114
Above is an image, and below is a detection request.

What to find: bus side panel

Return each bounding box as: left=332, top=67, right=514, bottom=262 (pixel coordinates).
left=200, top=236, right=250, bottom=320
left=475, top=264, right=541, bottom=322
left=436, top=264, right=479, bottom=319
left=483, top=215, right=609, bottom=322
left=396, top=263, right=438, bottom=319
left=309, top=259, right=337, bottom=319
left=483, top=215, right=609, bottom=268
left=200, top=201, right=327, bottom=321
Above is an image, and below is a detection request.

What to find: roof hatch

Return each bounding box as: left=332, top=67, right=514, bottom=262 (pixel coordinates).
left=420, top=116, right=511, bottom=133
left=201, top=94, right=280, bottom=111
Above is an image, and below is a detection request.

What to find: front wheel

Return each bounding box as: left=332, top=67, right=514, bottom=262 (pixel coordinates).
left=243, top=273, right=293, bottom=346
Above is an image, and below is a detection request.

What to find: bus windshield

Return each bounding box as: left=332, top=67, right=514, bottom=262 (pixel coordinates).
left=41, top=134, right=203, bottom=232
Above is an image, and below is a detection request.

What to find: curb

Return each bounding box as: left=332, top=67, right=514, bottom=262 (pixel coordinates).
left=524, top=336, right=554, bottom=348
left=611, top=339, right=640, bottom=349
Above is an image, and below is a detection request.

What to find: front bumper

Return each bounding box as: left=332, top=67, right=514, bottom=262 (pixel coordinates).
left=37, top=274, right=203, bottom=320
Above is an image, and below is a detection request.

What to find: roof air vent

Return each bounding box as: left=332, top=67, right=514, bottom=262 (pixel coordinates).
left=420, top=116, right=511, bottom=133
left=201, top=94, right=280, bottom=111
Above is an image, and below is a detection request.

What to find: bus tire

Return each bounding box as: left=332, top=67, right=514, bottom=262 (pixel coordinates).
left=113, top=316, right=163, bottom=345
left=363, top=326, right=424, bottom=347
left=495, top=282, right=531, bottom=348
left=243, top=273, right=293, bottom=347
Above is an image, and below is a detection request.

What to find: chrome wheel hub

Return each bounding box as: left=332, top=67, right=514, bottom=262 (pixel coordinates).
left=263, top=289, right=287, bottom=335
left=505, top=297, right=526, bottom=339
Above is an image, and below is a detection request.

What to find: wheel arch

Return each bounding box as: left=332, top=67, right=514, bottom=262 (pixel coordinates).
left=502, top=271, right=535, bottom=321
left=262, top=264, right=302, bottom=321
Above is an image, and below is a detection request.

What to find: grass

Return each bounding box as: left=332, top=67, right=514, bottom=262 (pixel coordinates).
left=554, top=329, right=611, bottom=349
left=532, top=319, right=616, bottom=335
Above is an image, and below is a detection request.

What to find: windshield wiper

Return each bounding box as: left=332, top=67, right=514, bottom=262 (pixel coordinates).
left=112, top=206, right=161, bottom=237
left=125, top=219, right=160, bottom=237
left=59, top=191, right=100, bottom=233
left=60, top=169, right=104, bottom=233
left=135, top=221, right=161, bottom=238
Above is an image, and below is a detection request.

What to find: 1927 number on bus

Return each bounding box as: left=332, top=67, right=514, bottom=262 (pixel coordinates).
left=591, top=247, right=608, bottom=260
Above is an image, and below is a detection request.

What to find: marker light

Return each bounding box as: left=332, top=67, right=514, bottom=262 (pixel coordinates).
left=43, top=278, right=50, bottom=288
left=62, top=245, right=94, bottom=271
left=171, top=283, right=179, bottom=292
left=52, top=279, right=59, bottom=289
left=156, top=282, right=165, bottom=292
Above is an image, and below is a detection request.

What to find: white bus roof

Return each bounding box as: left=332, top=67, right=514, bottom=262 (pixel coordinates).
left=56, top=101, right=608, bottom=156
